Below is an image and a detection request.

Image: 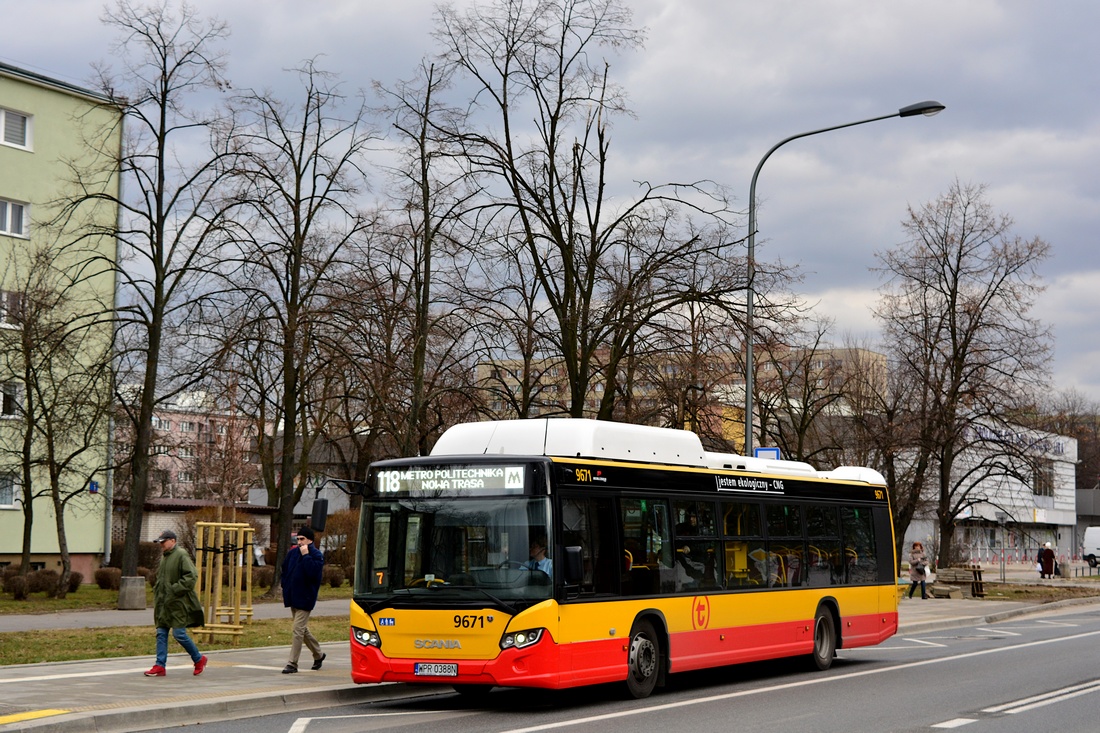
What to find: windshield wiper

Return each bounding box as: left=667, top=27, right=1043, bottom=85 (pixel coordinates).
left=428, top=583, right=519, bottom=615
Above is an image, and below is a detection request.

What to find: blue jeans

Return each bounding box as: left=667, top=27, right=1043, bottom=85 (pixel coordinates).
left=156, top=626, right=202, bottom=666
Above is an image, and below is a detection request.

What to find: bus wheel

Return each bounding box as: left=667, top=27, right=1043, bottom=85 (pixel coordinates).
left=810, top=607, right=836, bottom=671
left=1088, top=556, right=1097, bottom=568
left=625, top=618, right=661, bottom=699
left=452, top=684, right=493, bottom=699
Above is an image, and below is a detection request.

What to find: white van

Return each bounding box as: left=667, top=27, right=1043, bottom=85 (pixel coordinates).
left=1083, top=527, right=1100, bottom=568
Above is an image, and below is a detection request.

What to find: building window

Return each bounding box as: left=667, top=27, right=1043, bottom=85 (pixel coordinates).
left=152, top=416, right=171, bottom=430
left=178, top=471, right=194, bottom=483
left=1, top=107, right=30, bottom=149
left=180, top=421, right=196, bottom=432
left=151, top=445, right=170, bottom=456
left=1, top=383, right=21, bottom=417
left=179, top=445, right=195, bottom=458
left=0, top=198, right=28, bottom=237
left=0, top=474, right=15, bottom=507
left=0, top=291, right=21, bottom=328
left=1032, top=460, right=1055, bottom=497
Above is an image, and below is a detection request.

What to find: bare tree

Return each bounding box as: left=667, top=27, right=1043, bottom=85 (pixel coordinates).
left=754, top=322, right=851, bottom=464
left=874, top=180, right=1052, bottom=564
left=215, top=61, right=374, bottom=590
left=0, top=243, right=113, bottom=596
left=842, top=345, right=932, bottom=568
left=65, top=0, right=236, bottom=576
left=1035, top=389, right=1100, bottom=493
left=433, top=0, right=743, bottom=419
left=373, top=60, right=484, bottom=454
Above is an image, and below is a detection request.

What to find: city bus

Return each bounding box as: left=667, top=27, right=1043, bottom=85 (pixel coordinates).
left=349, top=418, right=897, bottom=698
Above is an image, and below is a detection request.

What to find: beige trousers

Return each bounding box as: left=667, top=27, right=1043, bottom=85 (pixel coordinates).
left=288, top=607, right=322, bottom=667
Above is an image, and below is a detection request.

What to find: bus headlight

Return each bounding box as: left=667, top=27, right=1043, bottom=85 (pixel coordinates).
left=500, top=628, right=544, bottom=650
left=352, top=626, right=381, bottom=648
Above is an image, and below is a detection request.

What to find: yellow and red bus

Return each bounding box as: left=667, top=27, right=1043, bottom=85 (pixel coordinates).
left=349, top=418, right=897, bottom=698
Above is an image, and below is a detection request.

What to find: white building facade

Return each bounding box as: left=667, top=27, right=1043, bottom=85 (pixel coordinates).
left=901, top=426, right=1078, bottom=567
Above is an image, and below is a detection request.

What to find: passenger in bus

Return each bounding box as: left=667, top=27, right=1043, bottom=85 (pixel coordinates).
left=525, top=533, right=552, bottom=575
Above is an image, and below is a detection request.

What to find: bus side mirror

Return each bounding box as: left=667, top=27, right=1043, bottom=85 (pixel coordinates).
left=564, top=546, right=583, bottom=585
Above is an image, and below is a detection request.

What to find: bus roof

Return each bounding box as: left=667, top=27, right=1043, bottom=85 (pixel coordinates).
left=429, top=419, right=886, bottom=485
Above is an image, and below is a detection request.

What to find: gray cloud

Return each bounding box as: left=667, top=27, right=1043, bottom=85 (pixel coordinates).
left=6, top=0, right=1099, bottom=398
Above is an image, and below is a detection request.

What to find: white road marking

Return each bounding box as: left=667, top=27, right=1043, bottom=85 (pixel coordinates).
left=235, top=664, right=286, bottom=671
left=982, top=678, right=1100, bottom=714
left=973, top=627, right=1020, bottom=636
left=931, top=719, right=976, bottom=728
left=288, top=710, right=466, bottom=732
left=0, top=664, right=193, bottom=684
left=904, top=638, right=948, bottom=647
left=490, top=629, right=1100, bottom=733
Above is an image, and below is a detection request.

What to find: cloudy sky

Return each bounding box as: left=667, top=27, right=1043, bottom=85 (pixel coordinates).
left=6, top=1, right=1100, bottom=400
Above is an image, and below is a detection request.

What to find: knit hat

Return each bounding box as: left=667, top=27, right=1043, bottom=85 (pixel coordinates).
left=296, top=526, right=315, bottom=541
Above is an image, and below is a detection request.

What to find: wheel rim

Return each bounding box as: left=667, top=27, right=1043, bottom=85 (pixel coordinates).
left=629, top=633, right=657, bottom=681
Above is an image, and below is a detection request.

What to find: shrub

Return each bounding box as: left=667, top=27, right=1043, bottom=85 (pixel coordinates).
left=7, top=575, right=27, bottom=601
left=323, top=566, right=345, bottom=588
left=136, top=567, right=156, bottom=585
left=67, top=572, right=84, bottom=593
left=343, top=565, right=355, bottom=586
left=252, top=566, right=274, bottom=588
left=108, top=541, right=163, bottom=570
left=95, top=567, right=122, bottom=591
left=27, top=569, right=60, bottom=596
left=2, top=567, right=25, bottom=594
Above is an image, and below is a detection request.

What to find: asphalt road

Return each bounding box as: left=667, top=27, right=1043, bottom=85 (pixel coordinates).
left=154, top=601, right=1100, bottom=733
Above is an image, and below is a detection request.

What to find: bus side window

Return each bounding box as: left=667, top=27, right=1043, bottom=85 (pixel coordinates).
left=765, top=504, right=806, bottom=588
left=722, top=501, right=764, bottom=587
left=806, top=505, right=841, bottom=587
left=620, top=497, right=668, bottom=596
left=561, top=496, right=618, bottom=595
left=841, top=507, right=878, bottom=584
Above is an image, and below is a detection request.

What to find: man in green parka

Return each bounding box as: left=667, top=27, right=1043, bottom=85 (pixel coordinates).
left=144, top=530, right=207, bottom=677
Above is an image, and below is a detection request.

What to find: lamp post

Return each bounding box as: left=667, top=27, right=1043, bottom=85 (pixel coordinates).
left=743, top=100, right=945, bottom=454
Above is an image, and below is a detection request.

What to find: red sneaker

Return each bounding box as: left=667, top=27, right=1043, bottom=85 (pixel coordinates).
left=193, top=655, right=208, bottom=676
left=144, top=665, right=166, bottom=677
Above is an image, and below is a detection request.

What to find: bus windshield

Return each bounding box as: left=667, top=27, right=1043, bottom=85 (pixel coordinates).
left=356, top=496, right=553, bottom=607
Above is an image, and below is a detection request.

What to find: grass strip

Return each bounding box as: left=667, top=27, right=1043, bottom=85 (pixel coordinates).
left=0, top=615, right=349, bottom=666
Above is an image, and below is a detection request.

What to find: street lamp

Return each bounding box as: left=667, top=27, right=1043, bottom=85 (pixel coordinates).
left=743, top=100, right=945, bottom=454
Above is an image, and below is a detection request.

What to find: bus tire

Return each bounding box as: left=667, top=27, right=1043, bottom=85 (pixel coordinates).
left=810, top=607, right=836, bottom=671
left=625, top=618, right=661, bottom=699
left=452, top=684, right=493, bottom=698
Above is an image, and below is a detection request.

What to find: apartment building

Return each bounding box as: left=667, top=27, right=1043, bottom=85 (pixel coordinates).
left=0, top=61, right=121, bottom=579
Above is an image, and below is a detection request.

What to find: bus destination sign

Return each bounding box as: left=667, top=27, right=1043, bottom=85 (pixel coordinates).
left=377, top=465, right=527, bottom=495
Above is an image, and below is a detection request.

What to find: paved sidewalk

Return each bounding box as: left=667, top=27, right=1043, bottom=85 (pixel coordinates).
left=2, top=580, right=1099, bottom=733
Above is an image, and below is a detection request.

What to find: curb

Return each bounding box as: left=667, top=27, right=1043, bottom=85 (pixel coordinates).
left=897, top=596, right=1100, bottom=636
left=10, top=681, right=450, bottom=733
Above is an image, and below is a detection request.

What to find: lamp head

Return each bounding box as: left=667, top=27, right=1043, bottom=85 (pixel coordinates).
left=898, top=100, right=945, bottom=118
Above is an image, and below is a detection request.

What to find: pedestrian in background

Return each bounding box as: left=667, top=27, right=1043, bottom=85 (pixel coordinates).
left=907, top=541, right=930, bottom=599
left=145, top=530, right=207, bottom=677
left=281, top=526, right=326, bottom=674
left=1040, top=541, right=1056, bottom=579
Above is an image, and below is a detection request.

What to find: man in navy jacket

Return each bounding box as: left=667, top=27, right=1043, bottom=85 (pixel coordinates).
left=281, top=526, right=326, bottom=673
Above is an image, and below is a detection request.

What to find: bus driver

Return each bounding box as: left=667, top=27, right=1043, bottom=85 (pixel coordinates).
left=526, top=534, right=552, bottom=575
